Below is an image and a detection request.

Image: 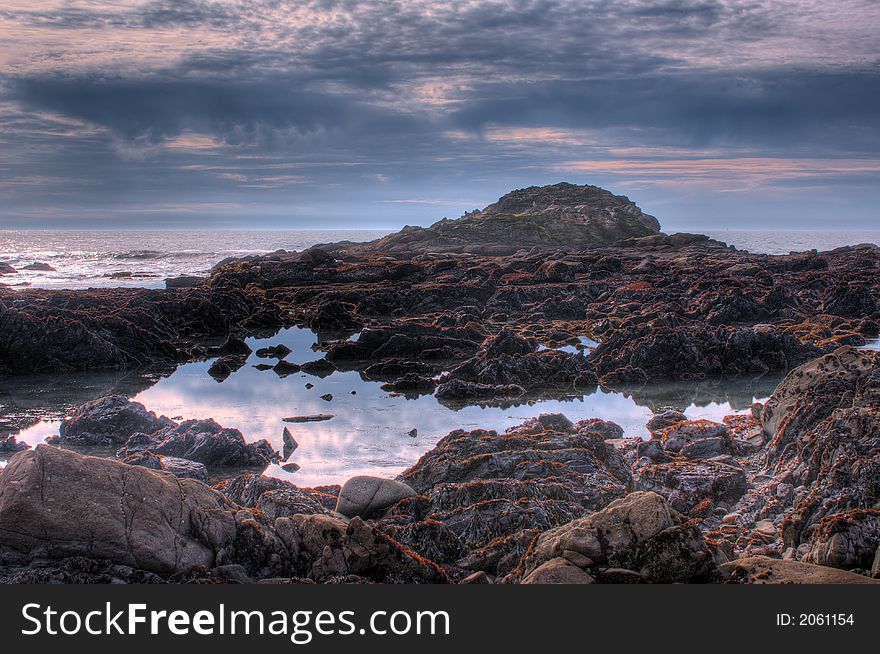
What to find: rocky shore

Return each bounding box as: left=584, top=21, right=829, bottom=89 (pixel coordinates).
left=0, top=182, right=878, bottom=583
left=0, top=344, right=878, bottom=583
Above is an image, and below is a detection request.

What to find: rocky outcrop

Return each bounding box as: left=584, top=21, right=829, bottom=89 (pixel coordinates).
left=338, top=183, right=661, bottom=256
left=518, top=491, right=716, bottom=583
left=374, top=415, right=631, bottom=572
left=335, top=476, right=417, bottom=518
left=59, top=395, right=173, bottom=445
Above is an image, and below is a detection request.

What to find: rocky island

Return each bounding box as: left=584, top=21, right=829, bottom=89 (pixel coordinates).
left=1, top=182, right=878, bottom=584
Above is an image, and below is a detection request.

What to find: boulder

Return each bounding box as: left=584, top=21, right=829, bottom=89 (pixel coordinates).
left=520, top=491, right=716, bottom=583
left=722, top=556, right=880, bottom=584
left=207, top=354, right=248, bottom=381
left=335, top=476, right=417, bottom=518
left=0, top=446, right=287, bottom=577
left=59, top=395, right=173, bottom=446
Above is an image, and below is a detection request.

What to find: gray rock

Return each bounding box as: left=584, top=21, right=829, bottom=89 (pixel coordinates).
left=520, top=491, right=716, bottom=584
left=335, top=475, right=416, bottom=518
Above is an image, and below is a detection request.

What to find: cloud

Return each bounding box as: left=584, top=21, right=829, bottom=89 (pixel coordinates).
left=0, top=1, right=878, bottom=228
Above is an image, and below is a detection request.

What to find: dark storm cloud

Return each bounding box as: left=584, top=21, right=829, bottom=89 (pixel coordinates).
left=6, top=75, right=420, bottom=144
left=450, top=70, right=880, bottom=151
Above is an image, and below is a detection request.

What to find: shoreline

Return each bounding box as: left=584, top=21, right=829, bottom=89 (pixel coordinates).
left=1, top=185, right=878, bottom=584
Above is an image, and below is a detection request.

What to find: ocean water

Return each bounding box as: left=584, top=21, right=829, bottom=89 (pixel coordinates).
left=701, top=230, right=880, bottom=255
left=1, top=229, right=878, bottom=290
left=5, top=327, right=780, bottom=485
left=0, top=229, right=390, bottom=290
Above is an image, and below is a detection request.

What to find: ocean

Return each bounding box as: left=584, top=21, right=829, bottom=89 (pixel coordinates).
left=0, top=229, right=390, bottom=290
left=1, top=229, right=879, bottom=290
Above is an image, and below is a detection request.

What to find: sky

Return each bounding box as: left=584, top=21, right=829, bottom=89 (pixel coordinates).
left=0, top=0, right=879, bottom=231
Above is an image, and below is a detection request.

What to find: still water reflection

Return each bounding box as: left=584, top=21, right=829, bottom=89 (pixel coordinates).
left=5, top=328, right=781, bottom=485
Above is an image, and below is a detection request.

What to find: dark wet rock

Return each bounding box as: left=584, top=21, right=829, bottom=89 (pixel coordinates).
left=592, top=323, right=824, bottom=384
left=122, top=450, right=208, bottom=482
left=399, top=415, right=630, bottom=509
left=299, top=247, right=335, bottom=267
left=441, top=349, right=597, bottom=394
left=282, top=427, right=298, bottom=456
left=434, top=379, right=525, bottom=402
left=714, top=347, right=880, bottom=566
left=646, top=410, right=688, bottom=433
left=381, top=416, right=632, bottom=568
left=519, top=491, right=716, bottom=584
left=380, top=374, right=437, bottom=394
left=256, top=344, right=292, bottom=359
left=0, top=263, right=16, bottom=275
left=0, top=282, right=283, bottom=375
left=301, top=359, right=337, bottom=377
left=120, top=419, right=278, bottom=467
left=208, top=354, right=248, bottom=381
left=306, top=300, right=362, bottom=331
left=59, top=395, right=173, bottom=446
left=335, top=476, right=417, bottom=518
left=253, top=363, right=274, bottom=371
left=481, top=329, right=535, bottom=358
left=325, top=325, right=480, bottom=364
left=455, top=529, right=540, bottom=578
left=165, top=275, right=206, bottom=289
left=283, top=414, right=334, bottom=423
left=281, top=462, right=300, bottom=473
left=216, top=336, right=252, bottom=357
left=273, top=359, right=301, bottom=376
left=0, top=436, right=28, bottom=454
left=320, top=393, right=333, bottom=402
left=363, top=358, right=437, bottom=378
